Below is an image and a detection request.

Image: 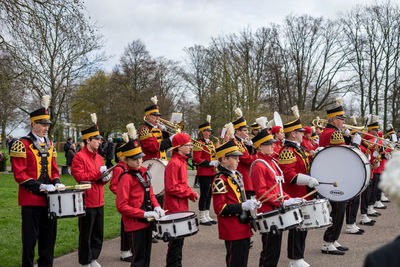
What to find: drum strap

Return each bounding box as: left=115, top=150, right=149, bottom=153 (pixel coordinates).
left=116, top=165, right=127, bottom=182
left=250, top=159, right=284, bottom=197
left=215, top=167, right=246, bottom=202
left=27, top=134, right=51, bottom=184
left=129, top=171, right=153, bottom=212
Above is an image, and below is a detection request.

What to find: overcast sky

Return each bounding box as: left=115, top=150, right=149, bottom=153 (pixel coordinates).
left=85, top=0, right=380, bottom=71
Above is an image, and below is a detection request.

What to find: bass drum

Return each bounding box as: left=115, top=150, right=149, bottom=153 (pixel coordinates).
left=142, top=158, right=167, bottom=197
left=310, top=145, right=371, bottom=202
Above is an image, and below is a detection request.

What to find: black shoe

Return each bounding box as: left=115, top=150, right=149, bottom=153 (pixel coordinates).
left=200, top=221, right=212, bottom=226
left=368, top=212, right=380, bottom=217
left=209, top=219, right=217, bottom=225
left=375, top=205, right=387, bottom=209
left=120, top=256, right=132, bottom=262
left=152, top=237, right=159, bottom=243
left=358, top=228, right=365, bottom=233
left=321, top=249, right=345, bottom=255
left=249, top=240, right=253, bottom=249
left=360, top=220, right=375, bottom=226
left=193, top=183, right=200, bottom=188
left=347, top=230, right=363, bottom=235
left=336, top=246, right=349, bottom=251
left=381, top=199, right=390, bottom=203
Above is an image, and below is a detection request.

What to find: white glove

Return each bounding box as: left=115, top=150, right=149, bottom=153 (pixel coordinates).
left=373, top=151, right=379, bottom=158
left=391, top=133, right=398, bottom=142
left=144, top=211, right=160, bottom=220
left=244, top=139, right=253, bottom=146
left=99, top=166, right=107, bottom=173
left=169, top=134, right=176, bottom=142
left=383, top=140, right=388, bottom=146
left=40, top=184, right=56, bottom=192
left=353, top=133, right=361, bottom=145
left=375, top=161, right=380, bottom=168
left=241, top=199, right=259, bottom=211
left=343, top=129, right=350, bottom=136
left=296, top=173, right=320, bottom=187
left=154, top=206, right=166, bottom=217
left=102, top=173, right=111, bottom=182
left=55, top=183, right=65, bottom=191
left=283, top=197, right=304, bottom=207
left=209, top=160, right=219, bottom=167
left=385, top=153, right=391, bottom=160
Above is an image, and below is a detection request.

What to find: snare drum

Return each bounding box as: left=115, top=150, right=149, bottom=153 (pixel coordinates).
left=297, top=199, right=332, bottom=230
left=254, top=206, right=303, bottom=234
left=142, top=158, right=167, bottom=196
left=310, top=145, right=371, bottom=202
left=47, top=189, right=85, bottom=219
left=155, top=212, right=199, bottom=242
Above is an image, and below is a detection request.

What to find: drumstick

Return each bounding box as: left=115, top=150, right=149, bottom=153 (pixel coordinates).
left=301, top=189, right=318, bottom=199
left=272, top=195, right=286, bottom=202
left=260, top=192, right=279, bottom=204
left=257, top=183, right=278, bottom=201
left=40, top=184, right=91, bottom=192
left=319, top=181, right=339, bottom=187
left=147, top=210, right=169, bottom=222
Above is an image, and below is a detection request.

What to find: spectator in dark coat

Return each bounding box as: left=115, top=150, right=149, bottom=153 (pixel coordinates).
left=64, top=137, right=73, bottom=160
left=67, top=143, right=77, bottom=167
left=105, top=138, right=114, bottom=168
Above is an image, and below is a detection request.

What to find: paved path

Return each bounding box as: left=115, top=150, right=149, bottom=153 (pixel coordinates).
left=52, top=171, right=400, bottom=267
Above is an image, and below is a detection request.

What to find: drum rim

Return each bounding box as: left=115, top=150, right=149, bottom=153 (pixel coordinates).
left=46, top=189, right=85, bottom=194
left=157, top=211, right=196, bottom=223
left=142, top=158, right=168, bottom=166
left=156, top=229, right=199, bottom=241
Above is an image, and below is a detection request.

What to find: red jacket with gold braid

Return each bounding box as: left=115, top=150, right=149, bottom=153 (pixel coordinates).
left=318, top=124, right=346, bottom=147
left=10, top=134, right=60, bottom=206
left=212, top=165, right=253, bottom=241
left=116, top=166, right=160, bottom=232
left=234, top=137, right=256, bottom=192
left=278, top=140, right=312, bottom=200
left=164, top=152, right=196, bottom=213
left=109, top=162, right=128, bottom=194
left=359, top=143, right=373, bottom=180
left=192, top=139, right=217, bottom=176
left=251, top=152, right=290, bottom=213
left=71, top=146, right=108, bottom=208
left=301, top=136, right=314, bottom=152
left=139, top=122, right=171, bottom=161
left=273, top=140, right=284, bottom=161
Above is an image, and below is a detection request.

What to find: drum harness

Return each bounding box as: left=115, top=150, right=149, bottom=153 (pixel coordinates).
left=250, top=158, right=285, bottom=199
left=26, top=133, right=52, bottom=186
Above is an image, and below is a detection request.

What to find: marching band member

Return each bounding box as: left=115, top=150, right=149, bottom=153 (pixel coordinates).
left=232, top=108, right=256, bottom=198
left=251, top=129, right=302, bottom=267
left=250, top=122, right=261, bottom=138
left=278, top=107, right=318, bottom=266
left=212, top=139, right=259, bottom=267
left=193, top=115, right=218, bottom=226
left=10, top=95, right=63, bottom=267
left=271, top=125, right=285, bottom=161
left=71, top=113, right=111, bottom=267
left=139, top=96, right=172, bottom=161
left=116, top=127, right=164, bottom=267
left=300, top=127, right=314, bottom=152
left=164, top=133, right=198, bottom=267
left=319, top=99, right=349, bottom=255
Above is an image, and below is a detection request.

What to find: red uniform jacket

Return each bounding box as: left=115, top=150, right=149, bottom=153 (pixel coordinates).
left=192, top=139, right=217, bottom=176
left=116, top=166, right=160, bottom=232
left=164, top=152, right=196, bottom=213
left=278, top=141, right=311, bottom=200
left=10, top=136, right=60, bottom=206
left=273, top=140, right=283, bottom=161
left=212, top=166, right=252, bottom=241
left=71, top=146, right=108, bottom=208
left=251, top=152, right=289, bottom=213
left=234, top=137, right=256, bottom=192
left=139, top=122, right=170, bottom=161
left=359, top=144, right=373, bottom=180
left=109, top=162, right=128, bottom=194
left=301, top=136, right=313, bottom=152
left=319, top=124, right=346, bottom=147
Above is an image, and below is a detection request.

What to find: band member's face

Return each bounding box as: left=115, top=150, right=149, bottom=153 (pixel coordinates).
left=304, top=132, right=311, bottom=139
left=252, top=129, right=260, bottom=136
left=178, top=142, right=193, bottom=155
left=86, top=138, right=101, bottom=152
left=126, top=157, right=143, bottom=170
left=369, top=129, right=378, bottom=136
left=259, top=144, right=274, bottom=155
left=333, top=117, right=344, bottom=130
left=222, top=155, right=240, bottom=170
left=31, top=122, right=50, bottom=138
left=275, top=131, right=284, bottom=141
left=294, top=131, right=304, bottom=143
left=146, top=114, right=160, bottom=125
left=202, top=130, right=211, bottom=139
left=315, top=128, right=322, bottom=135
left=236, top=128, right=249, bottom=140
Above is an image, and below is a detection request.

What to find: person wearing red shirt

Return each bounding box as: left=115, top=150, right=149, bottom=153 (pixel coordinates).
left=116, top=136, right=165, bottom=267
left=192, top=116, right=218, bottom=225
left=10, top=96, right=63, bottom=267
left=164, top=133, right=198, bottom=266
left=301, top=127, right=314, bottom=152
left=271, top=125, right=285, bottom=161
left=251, top=129, right=303, bottom=267
left=71, top=114, right=110, bottom=267
left=212, top=139, right=259, bottom=267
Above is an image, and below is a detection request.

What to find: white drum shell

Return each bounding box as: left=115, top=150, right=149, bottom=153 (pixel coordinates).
left=297, top=199, right=332, bottom=230
left=255, top=207, right=303, bottom=233
left=47, top=189, right=85, bottom=219
left=155, top=212, right=199, bottom=240
left=142, top=158, right=167, bottom=196
left=310, top=145, right=371, bottom=202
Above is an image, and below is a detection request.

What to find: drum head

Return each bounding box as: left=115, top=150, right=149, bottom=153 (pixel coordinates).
left=158, top=212, right=194, bottom=222
left=310, top=146, right=369, bottom=202
left=142, top=159, right=167, bottom=195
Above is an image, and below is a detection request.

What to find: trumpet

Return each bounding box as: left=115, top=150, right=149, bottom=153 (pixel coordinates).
left=311, top=118, right=366, bottom=132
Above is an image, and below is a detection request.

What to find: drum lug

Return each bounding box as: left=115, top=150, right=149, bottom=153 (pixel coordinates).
left=270, top=225, right=280, bottom=235
left=58, top=195, right=62, bottom=215
left=162, top=232, right=171, bottom=243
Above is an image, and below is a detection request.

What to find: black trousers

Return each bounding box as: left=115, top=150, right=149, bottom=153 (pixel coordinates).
left=78, top=206, right=104, bottom=265
left=129, top=227, right=152, bottom=267
left=369, top=173, right=381, bottom=205
left=166, top=238, right=184, bottom=267
left=346, top=195, right=360, bottom=224
left=198, top=175, right=213, bottom=211
left=361, top=183, right=372, bottom=214
left=21, top=206, right=57, bottom=267
left=287, top=229, right=307, bottom=259
left=245, top=190, right=255, bottom=200
left=323, top=201, right=346, bottom=242
left=121, top=219, right=132, bottom=252
left=225, top=238, right=250, bottom=267
left=259, top=232, right=282, bottom=267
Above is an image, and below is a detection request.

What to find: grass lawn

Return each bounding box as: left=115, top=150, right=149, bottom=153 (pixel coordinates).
left=0, top=149, right=121, bottom=267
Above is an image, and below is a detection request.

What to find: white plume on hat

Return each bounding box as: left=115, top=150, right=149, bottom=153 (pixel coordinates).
left=365, top=114, right=371, bottom=125
left=291, top=105, right=300, bottom=119
left=126, top=123, right=137, bottom=139
left=372, top=115, right=380, bottom=123
left=224, top=122, right=235, bottom=138
left=234, top=108, right=243, bottom=119
left=90, top=113, right=97, bottom=125
left=256, top=117, right=268, bottom=129
left=350, top=115, right=357, bottom=126
left=206, top=115, right=211, bottom=123
left=266, top=119, right=275, bottom=129
left=380, top=151, right=400, bottom=207
left=41, top=95, right=51, bottom=109
left=122, top=132, right=129, bottom=143
left=336, top=97, right=343, bottom=106
left=389, top=124, right=394, bottom=129
left=150, top=96, right=158, bottom=105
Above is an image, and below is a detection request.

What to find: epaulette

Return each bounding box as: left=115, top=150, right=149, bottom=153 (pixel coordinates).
left=139, top=126, right=152, bottom=141
left=212, top=176, right=227, bottom=194
left=278, top=148, right=296, bottom=165
left=330, top=131, right=345, bottom=145
left=192, top=141, right=203, bottom=152
left=10, top=140, right=26, bottom=158
left=52, top=146, right=57, bottom=157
